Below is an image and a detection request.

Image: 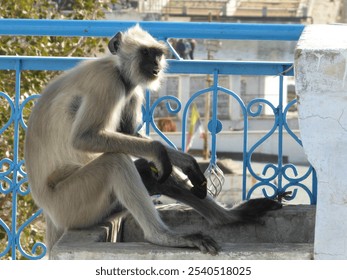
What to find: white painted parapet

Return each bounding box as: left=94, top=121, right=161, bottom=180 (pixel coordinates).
left=295, top=24, right=347, bottom=259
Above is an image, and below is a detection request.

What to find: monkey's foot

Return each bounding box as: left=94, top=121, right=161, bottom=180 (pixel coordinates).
left=236, top=198, right=282, bottom=213
left=182, top=233, right=220, bottom=255
left=206, top=198, right=282, bottom=226
left=234, top=198, right=282, bottom=224
left=146, top=231, right=220, bottom=256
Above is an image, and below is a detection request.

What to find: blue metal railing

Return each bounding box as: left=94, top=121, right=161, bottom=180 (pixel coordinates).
left=0, top=19, right=303, bottom=40
left=0, top=19, right=316, bottom=260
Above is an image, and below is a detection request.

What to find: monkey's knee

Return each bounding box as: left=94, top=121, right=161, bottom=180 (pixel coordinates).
left=46, top=164, right=81, bottom=190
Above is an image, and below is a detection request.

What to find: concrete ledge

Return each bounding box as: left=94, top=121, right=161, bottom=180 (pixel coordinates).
left=121, top=204, right=315, bottom=244
left=51, top=241, right=313, bottom=260
left=51, top=204, right=315, bottom=260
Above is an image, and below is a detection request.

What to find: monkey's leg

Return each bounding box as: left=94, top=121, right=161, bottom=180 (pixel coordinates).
left=44, top=212, right=64, bottom=254
left=46, top=153, right=219, bottom=255
left=135, top=158, right=281, bottom=226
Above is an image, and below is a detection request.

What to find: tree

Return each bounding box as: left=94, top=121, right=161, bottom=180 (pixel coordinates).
left=0, top=0, right=115, bottom=259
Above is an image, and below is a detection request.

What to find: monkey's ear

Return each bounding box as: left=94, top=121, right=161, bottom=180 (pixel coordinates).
left=108, top=32, right=123, bottom=55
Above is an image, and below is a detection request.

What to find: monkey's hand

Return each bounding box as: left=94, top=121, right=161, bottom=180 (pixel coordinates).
left=150, top=141, right=173, bottom=183
left=166, top=148, right=207, bottom=199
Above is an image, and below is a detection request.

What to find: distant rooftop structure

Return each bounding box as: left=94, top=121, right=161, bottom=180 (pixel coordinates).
left=234, top=0, right=303, bottom=18
left=134, top=0, right=311, bottom=23
left=162, top=0, right=229, bottom=17
left=111, top=0, right=342, bottom=24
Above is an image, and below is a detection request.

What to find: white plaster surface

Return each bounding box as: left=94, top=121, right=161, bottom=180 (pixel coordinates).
left=295, top=24, right=347, bottom=259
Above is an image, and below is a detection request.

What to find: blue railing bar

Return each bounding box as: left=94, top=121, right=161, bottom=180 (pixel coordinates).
left=210, top=70, right=220, bottom=165
left=0, top=19, right=304, bottom=41
left=0, top=56, right=294, bottom=76
left=167, top=60, right=294, bottom=76
left=277, top=75, right=284, bottom=195
left=11, top=60, right=22, bottom=260
left=0, top=56, right=93, bottom=71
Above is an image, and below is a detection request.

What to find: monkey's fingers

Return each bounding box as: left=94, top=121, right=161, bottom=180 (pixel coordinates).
left=190, top=181, right=207, bottom=199
left=183, top=233, right=220, bottom=255
left=184, top=169, right=207, bottom=199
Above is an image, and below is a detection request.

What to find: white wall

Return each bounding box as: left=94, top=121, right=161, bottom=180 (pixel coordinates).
left=295, top=24, right=347, bottom=259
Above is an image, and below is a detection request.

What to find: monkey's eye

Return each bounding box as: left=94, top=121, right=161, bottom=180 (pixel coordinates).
left=141, top=48, right=150, bottom=56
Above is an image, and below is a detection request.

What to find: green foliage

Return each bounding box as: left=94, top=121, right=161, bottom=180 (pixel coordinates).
left=0, top=0, right=115, bottom=259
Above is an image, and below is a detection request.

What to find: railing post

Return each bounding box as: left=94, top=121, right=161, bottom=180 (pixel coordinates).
left=277, top=75, right=284, bottom=195
left=144, top=90, right=151, bottom=136
left=11, top=59, right=22, bottom=259
left=295, top=24, right=347, bottom=259
left=210, top=70, right=220, bottom=165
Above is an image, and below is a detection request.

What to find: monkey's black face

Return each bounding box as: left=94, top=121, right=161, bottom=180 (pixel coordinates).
left=139, top=47, right=165, bottom=80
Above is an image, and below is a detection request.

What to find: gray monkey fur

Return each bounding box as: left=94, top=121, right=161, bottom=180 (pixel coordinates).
left=24, top=25, right=281, bottom=257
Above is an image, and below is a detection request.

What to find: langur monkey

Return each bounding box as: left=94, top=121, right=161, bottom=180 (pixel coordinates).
left=24, top=25, right=281, bottom=257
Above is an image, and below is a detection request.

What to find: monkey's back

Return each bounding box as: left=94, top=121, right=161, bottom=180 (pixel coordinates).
left=24, top=57, right=120, bottom=205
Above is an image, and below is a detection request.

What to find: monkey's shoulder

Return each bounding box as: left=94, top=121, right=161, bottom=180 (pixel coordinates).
left=76, top=56, right=118, bottom=75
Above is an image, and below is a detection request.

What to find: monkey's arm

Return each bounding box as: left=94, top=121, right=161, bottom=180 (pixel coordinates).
left=75, top=130, right=172, bottom=182
left=70, top=93, right=172, bottom=182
